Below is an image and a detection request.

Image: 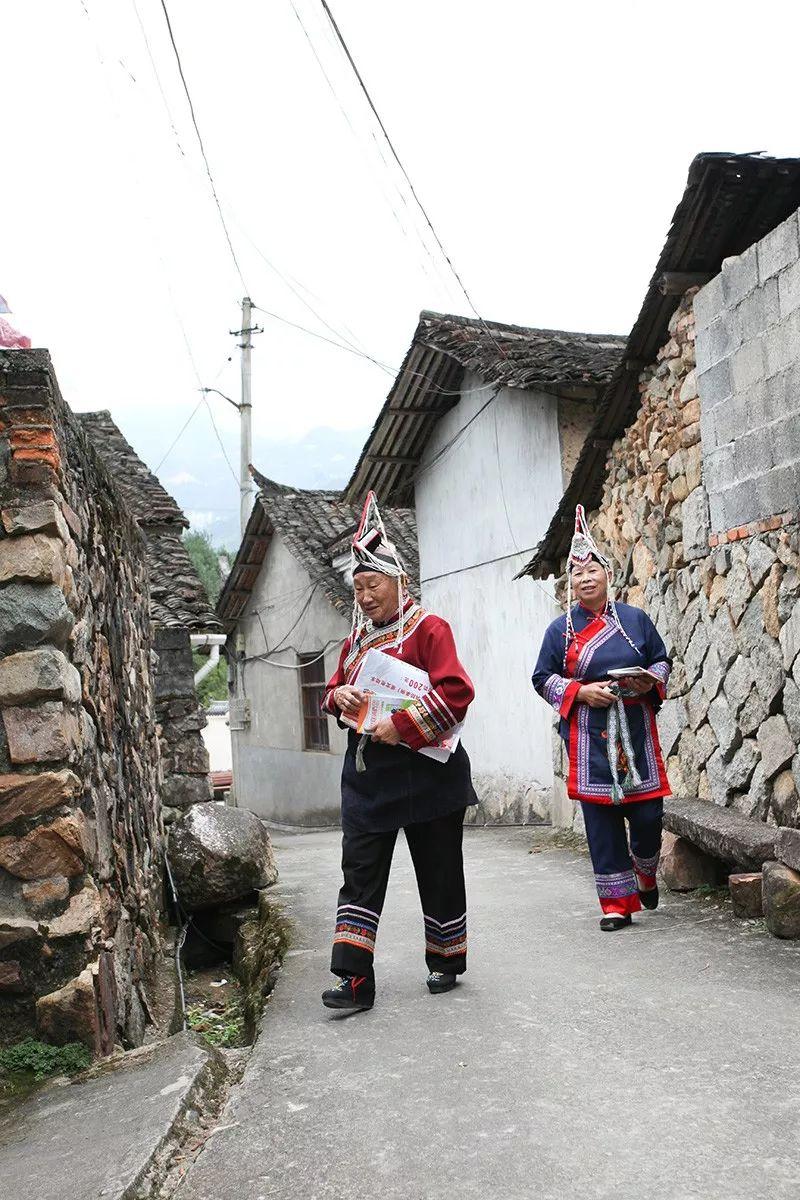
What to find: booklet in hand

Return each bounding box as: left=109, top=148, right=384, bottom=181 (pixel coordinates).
left=348, top=647, right=463, bottom=763
left=607, top=667, right=662, bottom=682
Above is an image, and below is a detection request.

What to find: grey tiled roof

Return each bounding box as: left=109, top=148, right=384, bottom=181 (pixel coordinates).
left=416, top=311, right=626, bottom=393
left=217, top=471, right=419, bottom=626
left=77, top=411, right=220, bottom=631
left=345, top=310, right=625, bottom=505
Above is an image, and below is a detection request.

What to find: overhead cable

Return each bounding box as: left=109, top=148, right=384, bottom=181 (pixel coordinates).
left=158, top=0, right=249, bottom=293
left=319, top=0, right=505, bottom=356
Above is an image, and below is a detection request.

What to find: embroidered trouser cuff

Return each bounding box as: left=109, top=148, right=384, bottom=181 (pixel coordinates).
left=581, top=798, right=664, bottom=915
left=331, top=807, right=468, bottom=979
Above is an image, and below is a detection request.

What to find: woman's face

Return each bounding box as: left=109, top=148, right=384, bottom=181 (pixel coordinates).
left=570, top=559, right=609, bottom=610
left=353, top=571, right=400, bottom=624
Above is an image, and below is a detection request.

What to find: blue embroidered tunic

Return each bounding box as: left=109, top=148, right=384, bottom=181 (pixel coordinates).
left=532, top=601, right=672, bottom=805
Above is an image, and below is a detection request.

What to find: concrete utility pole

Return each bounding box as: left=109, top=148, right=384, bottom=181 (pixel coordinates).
left=237, top=296, right=259, bottom=535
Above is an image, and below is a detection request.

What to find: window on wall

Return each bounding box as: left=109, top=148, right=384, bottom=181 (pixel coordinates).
left=298, top=653, right=330, bottom=751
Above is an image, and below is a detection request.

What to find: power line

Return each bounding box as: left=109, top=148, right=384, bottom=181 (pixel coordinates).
left=130, top=0, right=186, bottom=157
left=158, top=0, right=249, bottom=293
left=289, top=0, right=455, bottom=303
left=252, top=303, right=394, bottom=373
left=319, top=0, right=504, bottom=355
left=202, top=393, right=241, bottom=489
left=155, top=396, right=204, bottom=472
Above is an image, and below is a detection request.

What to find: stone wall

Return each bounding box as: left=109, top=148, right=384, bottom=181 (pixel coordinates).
left=552, top=285, right=800, bottom=832
left=154, top=629, right=212, bottom=822
left=0, top=350, right=162, bottom=1052
left=696, top=208, right=800, bottom=532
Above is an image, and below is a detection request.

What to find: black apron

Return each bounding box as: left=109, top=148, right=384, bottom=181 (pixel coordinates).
left=340, top=730, right=477, bottom=833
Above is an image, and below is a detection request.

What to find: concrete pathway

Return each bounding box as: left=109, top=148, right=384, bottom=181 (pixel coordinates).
left=180, top=828, right=800, bottom=1200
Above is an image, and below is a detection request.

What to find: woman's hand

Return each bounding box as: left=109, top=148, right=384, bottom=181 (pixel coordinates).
left=370, top=715, right=402, bottom=745
left=577, top=681, right=616, bottom=708
left=625, top=676, right=654, bottom=696
left=333, top=685, right=364, bottom=718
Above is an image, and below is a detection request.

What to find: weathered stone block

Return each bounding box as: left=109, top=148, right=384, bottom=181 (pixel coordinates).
left=771, top=770, right=799, bottom=827
left=168, top=804, right=278, bottom=911
left=722, top=244, right=759, bottom=306
left=749, top=637, right=784, bottom=707
left=726, top=739, right=759, bottom=791
left=22, top=874, right=70, bottom=915
left=161, top=773, right=213, bottom=810
left=0, top=916, right=41, bottom=950
left=739, top=686, right=771, bottom=738
left=0, top=768, right=81, bottom=827
left=729, top=872, right=763, bottom=918
left=0, top=645, right=81, bottom=705
left=1, top=499, right=70, bottom=540
left=693, top=274, right=725, bottom=332
left=757, top=212, right=800, bottom=283
left=0, top=533, right=66, bottom=587
left=36, top=965, right=101, bottom=1053
left=762, top=860, right=800, bottom=938
left=659, top=831, right=718, bottom=891
left=778, top=257, right=800, bottom=319
left=3, top=702, right=82, bottom=765
left=0, top=813, right=87, bottom=879
left=783, top=678, right=800, bottom=740
left=0, top=581, right=73, bottom=654
left=707, top=697, right=742, bottom=762
left=0, top=961, right=24, bottom=992
left=746, top=539, right=777, bottom=587
left=45, top=882, right=101, bottom=939
left=682, top=486, right=710, bottom=561
left=769, top=411, right=800, bottom=469
left=664, top=795, right=776, bottom=868
left=775, top=826, right=800, bottom=872
left=756, top=715, right=795, bottom=780
left=657, top=698, right=687, bottom=759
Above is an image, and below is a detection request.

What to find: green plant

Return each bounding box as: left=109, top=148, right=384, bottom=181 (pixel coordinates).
left=0, top=1038, right=91, bottom=1080
left=186, top=999, right=246, bottom=1049
left=184, top=530, right=224, bottom=605
left=193, top=654, right=228, bottom=705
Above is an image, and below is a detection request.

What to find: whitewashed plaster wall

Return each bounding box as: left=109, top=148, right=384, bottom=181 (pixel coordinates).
left=415, top=372, right=564, bottom=822
left=230, top=531, right=348, bottom=827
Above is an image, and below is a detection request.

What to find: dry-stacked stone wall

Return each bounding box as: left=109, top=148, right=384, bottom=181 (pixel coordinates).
left=154, top=628, right=213, bottom=820
left=553, top=289, right=800, bottom=832
left=0, top=350, right=162, bottom=1052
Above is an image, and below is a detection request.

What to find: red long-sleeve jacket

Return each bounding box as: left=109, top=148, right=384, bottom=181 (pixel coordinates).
left=323, top=603, right=475, bottom=751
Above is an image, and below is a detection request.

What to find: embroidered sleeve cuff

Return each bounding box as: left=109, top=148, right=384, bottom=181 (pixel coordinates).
left=560, top=680, right=582, bottom=718
left=543, top=674, right=581, bottom=717
left=322, top=689, right=338, bottom=715
left=647, top=660, right=671, bottom=700
left=391, top=704, right=438, bottom=750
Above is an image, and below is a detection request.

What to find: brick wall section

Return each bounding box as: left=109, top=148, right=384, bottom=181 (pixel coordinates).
left=0, top=350, right=162, bottom=1052
left=552, top=289, right=800, bottom=836
left=695, top=209, right=800, bottom=532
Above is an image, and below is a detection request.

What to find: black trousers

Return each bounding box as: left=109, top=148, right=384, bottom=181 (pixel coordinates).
left=331, top=806, right=467, bottom=981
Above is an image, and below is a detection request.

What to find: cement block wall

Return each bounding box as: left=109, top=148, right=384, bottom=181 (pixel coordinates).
left=695, top=209, right=800, bottom=532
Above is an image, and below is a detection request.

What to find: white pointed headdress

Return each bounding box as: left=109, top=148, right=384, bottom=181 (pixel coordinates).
left=350, top=491, right=407, bottom=647
left=564, top=504, right=640, bottom=665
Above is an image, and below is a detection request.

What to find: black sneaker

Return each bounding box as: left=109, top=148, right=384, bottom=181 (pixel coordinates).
left=427, top=971, right=458, bottom=994
left=322, top=975, right=374, bottom=1011
left=638, top=885, right=659, bottom=910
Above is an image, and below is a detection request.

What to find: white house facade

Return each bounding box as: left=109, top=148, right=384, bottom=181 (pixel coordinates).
left=347, top=312, right=626, bottom=823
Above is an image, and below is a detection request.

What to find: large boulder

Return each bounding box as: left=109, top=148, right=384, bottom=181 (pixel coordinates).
left=168, top=804, right=278, bottom=911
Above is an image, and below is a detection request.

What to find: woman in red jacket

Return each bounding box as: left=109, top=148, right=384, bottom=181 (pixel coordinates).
left=321, top=494, right=477, bottom=1013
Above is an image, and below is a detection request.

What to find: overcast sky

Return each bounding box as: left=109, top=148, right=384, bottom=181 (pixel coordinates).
left=3, top=1, right=799, bottom=540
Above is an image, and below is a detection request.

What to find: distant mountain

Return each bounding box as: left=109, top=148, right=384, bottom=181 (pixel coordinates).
left=122, top=420, right=370, bottom=550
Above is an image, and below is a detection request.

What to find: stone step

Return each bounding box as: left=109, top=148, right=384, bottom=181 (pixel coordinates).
left=663, top=796, right=776, bottom=869
left=0, top=1032, right=225, bottom=1200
